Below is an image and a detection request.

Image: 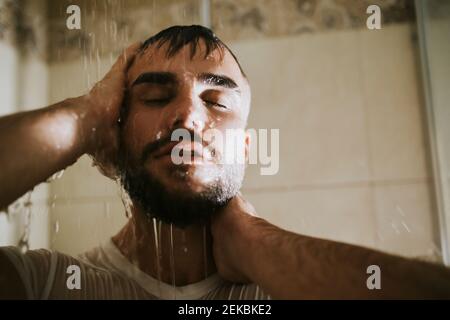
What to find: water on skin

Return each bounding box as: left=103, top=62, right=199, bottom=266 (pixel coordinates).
left=51, top=195, right=57, bottom=209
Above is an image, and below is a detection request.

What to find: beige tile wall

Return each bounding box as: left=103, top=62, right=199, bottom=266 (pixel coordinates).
left=235, top=24, right=437, bottom=258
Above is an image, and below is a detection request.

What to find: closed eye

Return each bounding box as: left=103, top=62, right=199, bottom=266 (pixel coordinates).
left=204, top=100, right=228, bottom=109
left=143, top=98, right=171, bottom=107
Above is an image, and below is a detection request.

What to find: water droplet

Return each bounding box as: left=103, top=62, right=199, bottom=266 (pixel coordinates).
left=54, top=220, right=60, bottom=234
left=47, top=170, right=65, bottom=182
left=401, top=221, right=411, bottom=233
left=391, top=222, right=400, bottom=234
left=395, top=205, right=405, bottom=217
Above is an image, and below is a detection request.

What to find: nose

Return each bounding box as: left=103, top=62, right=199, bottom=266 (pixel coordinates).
left=169, top=94, right=208, bottom=133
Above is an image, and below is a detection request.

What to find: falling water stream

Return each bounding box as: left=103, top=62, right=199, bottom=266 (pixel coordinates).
left=16, top=192, right=32, bottom=253
left=169, top=223, right=176, bottom=298
left=152, top=217, right=162, bottom=295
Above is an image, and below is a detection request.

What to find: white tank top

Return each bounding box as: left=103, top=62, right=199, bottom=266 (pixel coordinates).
left=1, top=240, right=270, bottom=300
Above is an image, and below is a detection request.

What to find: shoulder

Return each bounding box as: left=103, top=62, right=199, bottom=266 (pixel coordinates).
left=0, top=246, right=53, bottom=299
left=0, top=246, right=87, bottom=299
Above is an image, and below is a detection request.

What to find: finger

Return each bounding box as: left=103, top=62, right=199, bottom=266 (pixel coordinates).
left=112, top=42, right=142, bottom=71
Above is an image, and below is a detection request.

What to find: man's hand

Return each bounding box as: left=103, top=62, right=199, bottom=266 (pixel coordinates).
left=211, top=194, right=260, bottom=284
left=78, top=42, right=141, bottom=178
left=213, top=195, right=450, bottom=299
left=0, top=42, right=141, bottom=208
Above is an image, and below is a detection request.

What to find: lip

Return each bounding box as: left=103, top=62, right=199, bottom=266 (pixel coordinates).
left=153, top=141, right=209, bottom=160
left=152, top=141, right=180, bottom=159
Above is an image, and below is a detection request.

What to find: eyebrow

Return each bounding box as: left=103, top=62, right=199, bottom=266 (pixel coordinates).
left=132, top=72, right=177, bottom=87
left=198, top=72, right=239, bottom=90
left=131, top=71, right=240, bottom=91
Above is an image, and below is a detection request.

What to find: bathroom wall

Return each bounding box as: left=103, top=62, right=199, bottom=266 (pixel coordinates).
left=45, top=0, right=440, bottom=260
left=236, top=24, right=436, bottom=258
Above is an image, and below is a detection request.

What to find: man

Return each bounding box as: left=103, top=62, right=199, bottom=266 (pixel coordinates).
left=1, top=25, right=450, bottom=300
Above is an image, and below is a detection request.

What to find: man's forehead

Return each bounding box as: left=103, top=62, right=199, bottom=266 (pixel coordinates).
left=127, top=42, right=245, bottom=87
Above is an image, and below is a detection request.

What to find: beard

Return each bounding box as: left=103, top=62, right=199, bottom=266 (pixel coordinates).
left=118, top=146, right=245, bottom=228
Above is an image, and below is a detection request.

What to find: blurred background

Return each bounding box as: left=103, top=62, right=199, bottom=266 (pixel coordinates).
left=0, top=0, right=449, bottom=265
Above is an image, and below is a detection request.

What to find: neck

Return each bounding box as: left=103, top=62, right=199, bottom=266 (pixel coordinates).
left=112, top=203, right=217, bottom=286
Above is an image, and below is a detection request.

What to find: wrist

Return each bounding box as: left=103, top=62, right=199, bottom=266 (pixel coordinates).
left=64, top=95, right=101, bottom=155
left=233, top=215, right=267, bottom=282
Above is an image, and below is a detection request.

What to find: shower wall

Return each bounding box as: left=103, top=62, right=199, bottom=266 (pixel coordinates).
left=43, top=0, right=440, bottom=260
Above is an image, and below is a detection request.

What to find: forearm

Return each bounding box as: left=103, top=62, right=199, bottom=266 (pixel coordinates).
left=0, top=97, right=92, bottom=208
left=243, top=218, right=450, bottom=299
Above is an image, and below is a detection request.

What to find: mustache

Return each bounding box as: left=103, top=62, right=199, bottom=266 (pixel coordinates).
left=141, top=130, right=206, bottom=163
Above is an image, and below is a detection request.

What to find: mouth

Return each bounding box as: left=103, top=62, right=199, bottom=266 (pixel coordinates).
left=152, top=141, right=213, bottom=164
left=152, top=141, right=179, bottom=159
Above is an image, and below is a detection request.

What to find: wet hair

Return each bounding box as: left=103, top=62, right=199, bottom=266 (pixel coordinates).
left=139, top=25, right=247, bottom=78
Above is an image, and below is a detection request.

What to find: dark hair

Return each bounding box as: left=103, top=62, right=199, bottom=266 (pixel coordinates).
left=139, top=25, right=247, bottom=78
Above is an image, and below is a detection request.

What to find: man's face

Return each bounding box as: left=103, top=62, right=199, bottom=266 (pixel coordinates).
left=118, top=40, right=251, bottom=226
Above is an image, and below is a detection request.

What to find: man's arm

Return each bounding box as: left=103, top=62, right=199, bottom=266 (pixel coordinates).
left=0, top=43, right=140, bottom=210
left=0, top=99, right=90, bottom=209
left=212, top=196, right=450, bottom=299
